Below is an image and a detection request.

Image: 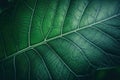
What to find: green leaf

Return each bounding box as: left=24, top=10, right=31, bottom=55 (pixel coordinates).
left=0, top=0, right=120, bottom=80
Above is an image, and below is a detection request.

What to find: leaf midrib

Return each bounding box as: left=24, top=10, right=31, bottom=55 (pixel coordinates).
left=0, top=13, right=120, bottom=62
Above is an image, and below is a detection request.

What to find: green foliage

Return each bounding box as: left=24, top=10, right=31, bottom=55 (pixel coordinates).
left=0, top=0, right=120, bottom=80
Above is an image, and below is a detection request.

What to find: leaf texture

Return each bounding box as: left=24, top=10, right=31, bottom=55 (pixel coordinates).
left=0, top=0, right=120, bottom=80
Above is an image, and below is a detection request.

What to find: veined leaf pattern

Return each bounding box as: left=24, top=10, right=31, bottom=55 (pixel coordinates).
left=0, top=0, right=120, bottom=80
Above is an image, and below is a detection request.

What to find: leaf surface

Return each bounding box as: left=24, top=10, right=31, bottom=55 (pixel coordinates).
left=0, top=0, right=120, bottom=80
